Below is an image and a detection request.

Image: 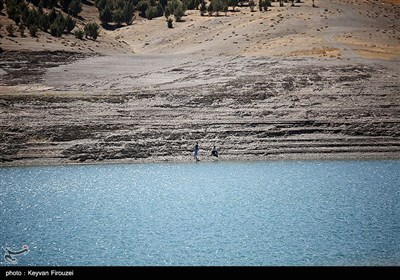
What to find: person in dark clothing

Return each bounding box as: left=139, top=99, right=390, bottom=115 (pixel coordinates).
left=194, top=142, right=199, bottom=161
left=211, top=146, right=218, bottom=158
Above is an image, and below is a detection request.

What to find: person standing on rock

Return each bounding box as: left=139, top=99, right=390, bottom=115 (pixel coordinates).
left=194, top=142, right=200, bottom=161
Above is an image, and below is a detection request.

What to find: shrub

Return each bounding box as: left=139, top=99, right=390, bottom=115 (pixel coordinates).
left=199, top=1, right=206, bottom=16
left=48, top=7, right=58, bottom=23
left=65, top=15, right=76, bottom=33
left=6, top=24, right=15, bottom=36
left=164, top=6, right=171, bottom=18
left=156, top=2, right=164, bottom=17
left=167, top=17, right=173, bottom=28
left=39, top=13, right=50, bottom=31
left=183, top=0, right=201, bottom=10
left=112, top=7, right=124, bottom=25
left=146, top=6, right=158, bottom=20
left=98, top=0, right=134, bottom=25
left=207, top=2, right=213, bottom=16
left=228, top=0, right=238, bottom=11
left=99, top=3, right=113, bottom=24
left=174, top=5, right=185, bottom=22
left=213, top=0, right=224, bottom=16
left=167, top=0, right=186, bottom=21
left=68, top=0, right=83, bottom=17
left=6, top=0, right=28, bottom=25
left=261, top=0, right=271, bottom=11
left=84, top=22, right=99, bottom=40
left=160, top=0, right=168, bottom=8
left=50, top=24, right=61, bottom=36
left=74, top=28, right=84, bottom=39
left=249, top=0, right=255, bottom=12
left=223, top=4, right=228, bottom=15
left=50, top=14, right=66, bottom=37
left=19, top=23, right=25, bottom=36
left=122, top=0, right=135, bottom=24
left=137, top=0, right=149, bottom=18
left=29, top=24, right=38, bottom=36
left=22, top=7, right=39, bottom=28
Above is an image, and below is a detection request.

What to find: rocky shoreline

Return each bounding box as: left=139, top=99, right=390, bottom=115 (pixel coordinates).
left=1, top=51, right=399, bottom=166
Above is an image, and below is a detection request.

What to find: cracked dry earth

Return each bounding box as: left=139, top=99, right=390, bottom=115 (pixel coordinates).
left=0, top=52, right=399, bottom=166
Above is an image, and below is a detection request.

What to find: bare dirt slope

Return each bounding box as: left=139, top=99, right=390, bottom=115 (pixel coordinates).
left=0, top=0, right=399, bottom=166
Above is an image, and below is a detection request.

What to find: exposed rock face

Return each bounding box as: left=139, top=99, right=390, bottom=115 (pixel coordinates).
left=0, top=52, right=399, bottom=166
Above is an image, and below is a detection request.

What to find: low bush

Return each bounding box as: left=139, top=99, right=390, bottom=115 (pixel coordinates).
left=84, top=22, right=99, bottom=40
left=74, top=28, right=84, bottom=39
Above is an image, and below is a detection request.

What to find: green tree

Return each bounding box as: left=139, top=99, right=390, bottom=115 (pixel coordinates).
left=29, top=24, right=38, bottom=36
left=207, top=2, right=213, bottom=16
left=223, top=3, right=228, bottom=15
left=164, top=6, right=171, bottom=18
left=137, top=0, right=149, bottom=17
left=213, top=0, right=224, bottom=16
left=164, top=7, right=171, bottom=20
left=184, top=0, right=201, bottom=10
left=39, top=13, right=50, bottom=31
left=69, top=0, right=83, bottom=17
left=6, top=0, right=28, bottom=25
left=199, top=0, right=206, bottom=16
left=97, top=0, right=134, bottom=25
left=112, top=7, right=124, bottom=25
left=262, top=0, right=271, bottom=11
left=122, top=0, right=135, bottom=24
left=22, top=7, right=39, bottom=28
left=174, top=4, right=185, bottom=22
left=160, top=0, right=168, bottom=8
left=228, top=0, right=238, bottom=11
left=145, top=6, right=158, bottom=19
left=50, top=13, right=66, bottom=37
left=248, top=0, right=255, bottom=11
left=99, top=3, right=113, bottom=25
left=156, top=2, right=164, bottom=17
left=166, top=0, right=185, bottom=22
left=65, top=15, right=76, bottom=32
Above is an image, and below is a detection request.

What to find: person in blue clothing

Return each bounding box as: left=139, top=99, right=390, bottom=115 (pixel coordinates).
left=193, top=142, right=199, bottom=161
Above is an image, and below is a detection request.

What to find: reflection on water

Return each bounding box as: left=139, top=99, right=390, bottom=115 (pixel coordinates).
left=1, top=160, right=399, bottom=265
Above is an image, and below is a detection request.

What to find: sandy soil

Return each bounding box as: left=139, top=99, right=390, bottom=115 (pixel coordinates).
left=0, top=0, right=399, bottom=166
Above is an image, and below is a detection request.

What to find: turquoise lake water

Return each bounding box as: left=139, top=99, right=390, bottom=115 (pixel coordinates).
left=1, top=160, right=399, bottom=266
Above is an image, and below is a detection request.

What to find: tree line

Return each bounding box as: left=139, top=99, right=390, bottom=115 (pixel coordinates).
left=0, top=0, right=316, bottom=38
left=1, top=0, right=98, bottom=39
